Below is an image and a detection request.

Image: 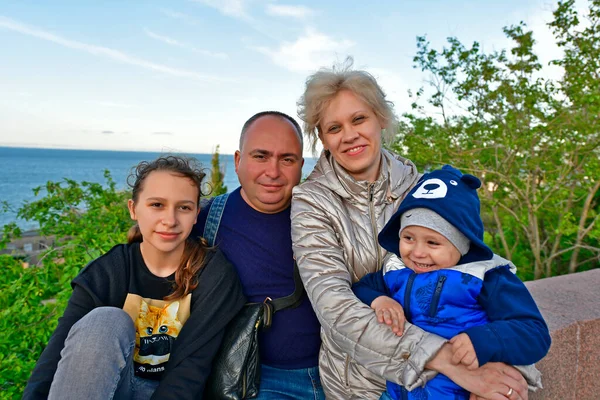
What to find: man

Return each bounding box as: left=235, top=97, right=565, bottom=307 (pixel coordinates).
left=191, top=111, right=324, bottom=399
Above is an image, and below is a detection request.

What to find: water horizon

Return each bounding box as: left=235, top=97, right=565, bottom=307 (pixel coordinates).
left=0, top=146, right=316, bottom=230
left=0, top=143, right=239, bottom=156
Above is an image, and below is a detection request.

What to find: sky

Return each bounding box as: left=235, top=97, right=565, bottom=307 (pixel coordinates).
left=0, top=0, right=571, bottom=155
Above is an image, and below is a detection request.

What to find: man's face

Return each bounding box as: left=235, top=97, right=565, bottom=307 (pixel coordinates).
left=235, top=115, right=304, bottom=214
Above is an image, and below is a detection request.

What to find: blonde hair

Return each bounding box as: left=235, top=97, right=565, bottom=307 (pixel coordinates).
left=297, top=57, right=398, bottom=154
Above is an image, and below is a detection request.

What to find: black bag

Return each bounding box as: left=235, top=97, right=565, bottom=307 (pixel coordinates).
left=204, top=301, right=271, bottom=399
left=202, top=194, right=305, bottom=399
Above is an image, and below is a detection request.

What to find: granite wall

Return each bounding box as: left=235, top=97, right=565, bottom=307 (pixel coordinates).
left=526, top=268, right=600, bottom=400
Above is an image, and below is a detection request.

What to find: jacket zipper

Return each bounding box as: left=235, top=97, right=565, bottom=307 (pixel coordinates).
left=403, top=273, right=417, bottom=323
left=429, top=275, right=447, bottom=318
left=344, top=354, right=351, bottom=386
left=368, top=184, right=381, bottom=269
left=402, top=387, right=409, bottom=400
left=242, top=371, right=247, bottom=397
left=241, top=317, right=262, bottom=397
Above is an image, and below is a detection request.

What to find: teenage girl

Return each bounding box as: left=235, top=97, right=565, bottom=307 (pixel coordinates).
left=24, top=155, right=245, bottom=400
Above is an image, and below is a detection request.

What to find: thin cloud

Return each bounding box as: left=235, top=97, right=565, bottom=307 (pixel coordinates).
left=159, top=8, right=199, bottom=25
left=190, top=0, right=250, bottom=19
left=152, top=131, right=173, bottom=136
left=0, top=16, right=229, bottom=82
left=101, top=130, right=115, bottom=134
left=253, top=28, right=355, bottom=73
left=145, top=29, right=184, bottom=48
left=190, top=0, right=281, bottom=41
left=265, top=4, right=315, bottom=19
left=94, top=101, right=138, bottom=109
left=144, top=29, right=228, bottom=59
left=195, top=49, right=228, bottom=59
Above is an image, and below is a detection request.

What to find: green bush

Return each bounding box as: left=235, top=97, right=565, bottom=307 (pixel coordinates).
left=0, top=171, right=130, bottom=398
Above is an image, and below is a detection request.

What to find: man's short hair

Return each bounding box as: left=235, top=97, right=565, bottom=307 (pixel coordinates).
left=239, top=111, right=304, bottom=150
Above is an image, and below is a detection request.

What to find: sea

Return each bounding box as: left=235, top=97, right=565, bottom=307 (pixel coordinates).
left=0, top=147, right=316, bottom=230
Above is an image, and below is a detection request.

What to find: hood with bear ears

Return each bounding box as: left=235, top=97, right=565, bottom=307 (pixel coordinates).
left=378, top=164, right=494, bottom=264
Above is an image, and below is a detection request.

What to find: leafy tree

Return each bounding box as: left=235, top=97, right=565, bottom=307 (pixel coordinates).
left=208, top=145, right=228, bottom=197
left=395, top=0, right=600, bottom=279
left=549, top=0, right=600, bottom=273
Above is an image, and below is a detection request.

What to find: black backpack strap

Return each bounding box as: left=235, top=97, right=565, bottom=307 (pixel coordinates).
left=270, top=261, right=305, bottom=312
left=203, top=193, right=230, bottom=247
left=204, top=191, right=304, bottom=315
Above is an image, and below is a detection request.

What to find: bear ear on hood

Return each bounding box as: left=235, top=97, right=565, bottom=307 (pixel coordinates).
left=440, top=164, right=481, bottom=189
left=461, top=174, right=482, bottom=190
left=441, top=164, right=462, bottom=176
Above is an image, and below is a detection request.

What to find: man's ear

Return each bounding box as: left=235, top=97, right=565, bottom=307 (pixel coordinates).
left=127, top=199, right=137, bottom=220
left=234, top=150, right=241, bottom=174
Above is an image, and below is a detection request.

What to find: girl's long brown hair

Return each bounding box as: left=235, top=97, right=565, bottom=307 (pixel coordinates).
left=127, top=155, right=210, bottom=301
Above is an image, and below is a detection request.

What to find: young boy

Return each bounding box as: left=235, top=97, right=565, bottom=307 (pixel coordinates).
left=352, top=165, right=551, bottom=400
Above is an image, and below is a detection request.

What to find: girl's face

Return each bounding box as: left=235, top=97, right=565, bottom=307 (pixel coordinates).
left=318, top=89, right=384, bottom=182
left=128, top=170, right=199, bottom=260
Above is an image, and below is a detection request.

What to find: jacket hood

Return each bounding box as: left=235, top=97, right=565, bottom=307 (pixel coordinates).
left=378, top=164, right=493, bottom=264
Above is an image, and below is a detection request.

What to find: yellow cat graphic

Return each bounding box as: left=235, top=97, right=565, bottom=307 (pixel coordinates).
left=122, top=293, right=190, bottom=378
left=134, top=299, right=182, bottom=365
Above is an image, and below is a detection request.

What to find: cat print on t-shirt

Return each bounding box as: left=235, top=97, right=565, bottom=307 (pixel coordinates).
left=123, top=293, right=191, bottom=379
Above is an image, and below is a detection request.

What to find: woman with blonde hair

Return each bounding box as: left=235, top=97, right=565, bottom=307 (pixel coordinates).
left=291, top=58, right=539, bottom=400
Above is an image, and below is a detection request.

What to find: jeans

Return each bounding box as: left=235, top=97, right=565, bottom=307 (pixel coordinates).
left=49, top=307, right=159, bottom=400
left=254, top=364, right=325, bottom=400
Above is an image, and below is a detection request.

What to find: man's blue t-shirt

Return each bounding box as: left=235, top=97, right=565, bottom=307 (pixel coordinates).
left=191, top=187, right=321, bottom=369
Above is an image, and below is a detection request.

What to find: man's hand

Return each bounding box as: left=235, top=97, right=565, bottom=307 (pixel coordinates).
left=370, top=296, right=405, bottom=336
left=450, top=333, right=479, bottom=370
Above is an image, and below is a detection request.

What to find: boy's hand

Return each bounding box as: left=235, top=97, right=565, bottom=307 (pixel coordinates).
left=370, top=296, right=405, bottom=336
left=450, top=333, right=479, bottom=370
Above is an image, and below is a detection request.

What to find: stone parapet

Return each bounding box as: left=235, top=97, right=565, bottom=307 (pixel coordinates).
left=0, top=230, right=55, bottom=265
left=526, top=268, right=600, bottom=400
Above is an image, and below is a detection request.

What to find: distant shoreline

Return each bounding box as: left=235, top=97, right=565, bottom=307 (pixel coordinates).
left=0, top=144, right=237, bottom=156
left=0, top=147, right=317, bottom=230
left=0, top=228, right=40, bottom=238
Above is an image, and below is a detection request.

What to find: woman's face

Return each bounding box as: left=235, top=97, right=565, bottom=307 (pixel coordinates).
left=318, top=89, right=384, bottom=182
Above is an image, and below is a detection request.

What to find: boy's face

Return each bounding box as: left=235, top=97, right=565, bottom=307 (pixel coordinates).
left=399, top=225, right=462, bottom=274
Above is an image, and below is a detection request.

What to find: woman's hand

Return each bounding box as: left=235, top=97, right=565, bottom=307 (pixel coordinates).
left=460, top=363, right=528, bottom=400
left=429, top=344, right=528, bottom=400
left=370, top=296, right=405, bottom=336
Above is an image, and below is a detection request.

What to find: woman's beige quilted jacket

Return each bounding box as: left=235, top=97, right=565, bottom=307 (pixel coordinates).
left=291, top=149, right=444, bottom=399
